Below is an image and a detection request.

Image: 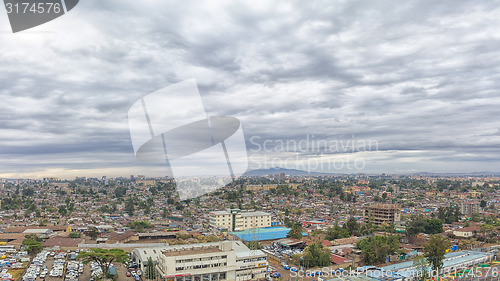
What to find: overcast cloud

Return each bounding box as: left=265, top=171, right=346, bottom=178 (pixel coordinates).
left=1, top=0, right=500, bottom=178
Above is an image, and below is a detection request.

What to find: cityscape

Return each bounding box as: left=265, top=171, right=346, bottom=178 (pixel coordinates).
left=0, top=172, right=499, bottom=280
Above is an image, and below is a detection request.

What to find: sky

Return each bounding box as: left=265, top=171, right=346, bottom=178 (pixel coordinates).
left=1, top=0, right=500, bottom=179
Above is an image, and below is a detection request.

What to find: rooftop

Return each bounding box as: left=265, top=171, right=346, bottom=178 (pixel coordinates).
left=162, top=245, right=222, bottom=257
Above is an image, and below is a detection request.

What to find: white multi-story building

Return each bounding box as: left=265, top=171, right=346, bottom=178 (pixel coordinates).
left=132, top=241, right=268, bottom=281
left=209, top=210, right=271, bottom=231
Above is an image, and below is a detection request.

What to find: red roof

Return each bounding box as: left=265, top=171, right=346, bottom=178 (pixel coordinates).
left=322, top=240, right=334, bottom=247
left=330, top=254, right=352, bottom=264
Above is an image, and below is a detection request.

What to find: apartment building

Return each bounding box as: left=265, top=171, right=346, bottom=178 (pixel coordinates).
left=209, top=210, right=271, bottom=231
left=460, top=201, right=480, bottom=216
left=133, top=241, right=268, bottom=281
left=363, top=204, right=401, bottom=226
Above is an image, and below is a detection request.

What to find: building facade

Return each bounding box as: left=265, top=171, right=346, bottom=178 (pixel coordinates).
left=460, top=201, right=480, bottom=216
left=363, top=204, right=401, bottom=226
left=209, top=210, right=271, bottom=231
left=133, top=241, right=268, bottom=281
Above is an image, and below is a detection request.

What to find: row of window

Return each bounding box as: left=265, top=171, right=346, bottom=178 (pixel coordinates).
left=176, top=256, right=227, bottom=263
left=175, top=272, right=226, bottom=281
left=236, top=257, right=266, bottom=263
left=176, top=263, right=227, bottom=271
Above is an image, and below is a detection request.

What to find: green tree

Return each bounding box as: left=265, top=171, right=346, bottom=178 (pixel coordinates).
left=412, top=256, right=429, bottom=280
left=287, top=223, right=303, bottom=239
left=302, top=243, right=331, bottom=268
left=357, top=235, right=400, bottom=264
left=68, top=232, right=81, bottom=238
left=480, top=200, right=487, bottom=208
left=344, top=217, right=359, bottom=236
left=247, top=241, right=263, bottom=250
left=77, top=248, right=129, bottom=280
left=325, top=224, right=350, bottom=240
left=22, top=234, right=43, bottom=256
left=125, top=198, right=135, bottom=216
left=406, top=215, right=428, bottom=237
left=471, top=212, right=481, bottom=222
left=425, top=219, right=443, bottom=235
left=144, top=257, right=157, bottom=279
left=86, top=226, right=99, bottom=239
left=58, top=205, right=68, bottom=216
left=423, top=234, right=450, bottom=273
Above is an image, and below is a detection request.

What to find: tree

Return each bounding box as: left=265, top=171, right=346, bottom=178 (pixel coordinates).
left=357, top=235, right=400, bottom=265
left=22, top=234, right=43, bottom=256
left=344, top=217, right=359, bottom=236
left=480, top=200, right=487, bottom=208
left=423, top=234, right=450, bottom=273
left=68, top=232, right=81, bottom=238
left=144, top=257, right=157, bottom=280
left=302, top=243, right=331, bottom=268
left=325, top=224, right=349, bottom=240
left=471, top=212, right=481, bottom=222
left=287, top=223, right=303, bottom=239
left=77, top=248, right=129, bottom=280
left=412, top=256, right=430, bottom=280
left=406, top=215, right=428, bottom=237
left=58, top=205, right=68, bottom=216
left=425, top=219, right=443, bottom=235
left=125, top=198, right=135, bottom=216
left=86, top=226, right=99, bottom=239
left=247, top=241, right=262, bottom=250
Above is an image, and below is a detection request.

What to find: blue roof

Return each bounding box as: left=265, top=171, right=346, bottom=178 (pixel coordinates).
left=229, top=227, right=307, bottom=242
left=371, top=251, right=493, bottom=280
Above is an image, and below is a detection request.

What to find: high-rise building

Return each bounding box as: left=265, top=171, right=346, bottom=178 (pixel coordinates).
left=363, top=204, right=401, bottom=226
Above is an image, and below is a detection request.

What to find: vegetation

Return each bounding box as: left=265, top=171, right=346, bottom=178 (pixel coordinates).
left=68, top=232, right=81, bottom=238
left=144, top=257, right=157, bottom=279
left=287, top=223, right=303, bottom=239
left=127, top=221, right=153, bottom=232
left=406, top=215, right=443, bottom=236
left=412, top=256, right=429, bottom=280
left=22, top=234, right=43, bottom=256
left=77, top=248, right=129, bottom=280
left=423, top=234, right=450, bottom=272
left=302, top=243, right=331, bottom=268
left=247, top=241, right=263, bottom=250
left=357, top=235, right=400, bottom=264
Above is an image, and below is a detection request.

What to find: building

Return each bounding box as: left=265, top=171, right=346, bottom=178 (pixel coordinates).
left=363, top=204, right=401, bottom=226
left=453, top=226, right=480, bottom=238
left=244, top=184, right=277, bottom=191
left=209, top=210, right=271, bottom=231
left=460, top=201, right=480, bottom=216
left=133, top=241, right=268, bottom=281
left=22, top=228, right=53, bottom=238
left=136, top=179, right=156, bottom=188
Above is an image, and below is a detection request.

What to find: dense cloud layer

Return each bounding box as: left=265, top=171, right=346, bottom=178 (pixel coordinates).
left=0, top=0, right=500, bottom=178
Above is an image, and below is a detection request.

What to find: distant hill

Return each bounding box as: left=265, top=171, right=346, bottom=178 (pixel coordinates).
left=412, top=171, right=500, bottom=177
left=242, top=168, right=500, bottom=177
left=243, top=167, right=342, bottom=176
